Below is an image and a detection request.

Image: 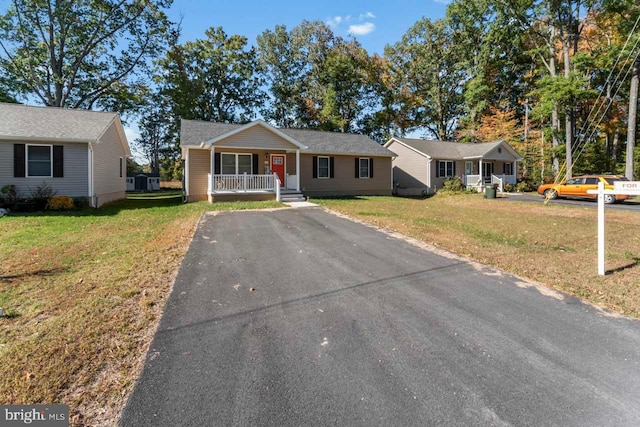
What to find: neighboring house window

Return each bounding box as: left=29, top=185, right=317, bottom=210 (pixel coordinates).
left=503, top=163, right=513, bottom=175
left=318, top=156, right=330, bottom=178
left=465, top=161, right=473, bottom=175
left=27, top=145, right=52, bottom=177
left=221, top=153, right=252, bottom=174
left=437, top=160, right=455, bottom=178
left=356, top=157, right=373, bottom=179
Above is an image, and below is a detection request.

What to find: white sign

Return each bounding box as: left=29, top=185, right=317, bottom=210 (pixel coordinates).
left=614, top=181, right=640, bottom=194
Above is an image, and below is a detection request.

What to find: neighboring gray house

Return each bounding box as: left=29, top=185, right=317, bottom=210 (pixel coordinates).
left=384, top=137, right=523, bottom=195
left=0, top=103, right=130, bottom=207
left=126, top=172, right=161, bottom=191
left=181, top=119, right=394, bottom=202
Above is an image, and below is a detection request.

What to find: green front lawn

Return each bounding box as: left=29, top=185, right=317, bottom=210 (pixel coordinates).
left=0, top=197, right=282, bottom=425
left=313, top=194, right=640, bottom=318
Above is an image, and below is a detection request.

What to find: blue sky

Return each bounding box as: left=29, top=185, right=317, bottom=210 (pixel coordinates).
left=121, top=1, right=449, bottom=153
left=167, top=0, right=449, bottom=55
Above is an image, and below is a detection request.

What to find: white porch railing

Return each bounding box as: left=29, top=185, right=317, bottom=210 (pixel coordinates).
left=464, top=174, right=482, bottom=190
left=464, top=174, right=516, bottom=192
left=491, top=175, right=503, bottom=192
left=208, top=173, right=276, bottom=193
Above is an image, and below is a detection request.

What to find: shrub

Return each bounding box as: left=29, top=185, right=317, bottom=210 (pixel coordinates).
left=46, top=196, right=74, bottom=210
left=503, top=183, right=514, bottom=192
left=441, top=176, right=465, bottom=193
left=0, top=184, right=19, bottom=209
left=515, top=181, right=533, bottom=192
left=72, top=197, right=90, bottom=210
left=30, top=182, right=57, bottom=210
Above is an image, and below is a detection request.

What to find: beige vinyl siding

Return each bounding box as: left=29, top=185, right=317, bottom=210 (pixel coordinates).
left=92, top=122, right=127, bottom=204
left=430, top=160, right=464, bottom=190
left=215, top=126, right=299, bottom=150
left=300, top=154, right=392, bottom=197
left=387, top=141, right=429, bottom=190
left=0, top=141, right=89, bottom=197
left=188, top=149, right=211, bottom=198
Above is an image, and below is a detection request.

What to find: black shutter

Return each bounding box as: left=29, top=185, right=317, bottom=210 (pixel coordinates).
left=355, top=158, right=359, bottom=178
left=118, top=156, right=122, bottom=178
left=370, top=158, right=374, bottom=178
left=252, top=154, right=259, bottom=174
left=435, top=161, right=440, bottom=178
left=452, top=161, right=456, bottom=176
left=14, top=144, right=25, bottom=177
left=214, top=152, right=221, bottom=175
left=312, top=156, right=318, bottom=178
left=329, top=157, right=335, bottom=178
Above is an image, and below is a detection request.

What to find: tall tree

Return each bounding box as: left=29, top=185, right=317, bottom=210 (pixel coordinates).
left=385, top=18, right=466, bottom=140
left=256, top=24, right=305, bottom=128
left=0, top=0, right=173, bottom=110
left=159, top=26, right=264, bottom=123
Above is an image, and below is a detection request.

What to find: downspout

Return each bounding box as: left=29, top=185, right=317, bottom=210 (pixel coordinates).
left=88, top=143, right=96, bottom=207
left=184, top=148, right=190, bottom=203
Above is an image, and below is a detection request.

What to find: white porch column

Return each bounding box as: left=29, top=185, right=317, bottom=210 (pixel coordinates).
left=210, top=146, right=215, bottom=193
left=513, top=161, right=517, bottom=179
left=295, top=149, right=300, bottom=191
left=479, top=159, right=483, bottom=182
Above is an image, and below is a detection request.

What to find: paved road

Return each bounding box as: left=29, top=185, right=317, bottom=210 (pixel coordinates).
left=503, top=193, right=640, bottom=211
left=120, top=207, right=640, bottom=426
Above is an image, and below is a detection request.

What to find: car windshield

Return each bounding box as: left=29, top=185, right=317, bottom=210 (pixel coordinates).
left=603, top=177, right=629, bottom=184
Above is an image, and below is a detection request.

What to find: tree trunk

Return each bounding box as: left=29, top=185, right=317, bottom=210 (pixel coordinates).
left=612, top=127, right=620, bottom=173
left=626, top=55, right=639, bottom=180
left=549, top=26, right=561, bottom=177
left=564, top=41, right=573, bottom=179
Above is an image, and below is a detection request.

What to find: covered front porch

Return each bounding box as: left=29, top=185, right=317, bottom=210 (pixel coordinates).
left=206, top=147, right=301, bottom=202
left=461, top=159, right=517, bottom=192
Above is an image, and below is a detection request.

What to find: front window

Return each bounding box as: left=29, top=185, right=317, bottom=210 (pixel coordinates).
left=27, top=145, right=52, bottom=177
left=318, top=156, right=330, bottom=178
left=438, top=160, right=454, bottom=178
left=221, top=153, right=252, bottom=174
left=504, top=163, right=513, bottom=175
left=465, top=161, right=473, bottom=175
left=359, top=158, right=370, bottom=178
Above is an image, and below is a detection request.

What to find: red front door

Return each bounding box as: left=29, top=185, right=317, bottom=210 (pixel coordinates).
left=271, top=155, right=285, bottom=187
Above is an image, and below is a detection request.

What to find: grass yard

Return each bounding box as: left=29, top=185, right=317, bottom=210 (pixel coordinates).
left=314, top=194, right=640, bottom=318
left=0, top=196, right=282, bottom=426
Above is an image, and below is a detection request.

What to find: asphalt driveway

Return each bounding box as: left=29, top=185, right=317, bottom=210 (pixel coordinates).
left=120, top=207, right=640, bottom=426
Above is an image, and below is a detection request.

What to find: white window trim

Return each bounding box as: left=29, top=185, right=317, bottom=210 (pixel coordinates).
left=221, top=152, right=253, bottom=175
left=465, top=161, right=473, bottom=175
left=317, top=156, right=330, bottom=179
left=359, top=157, right=371, bottom=179
left=26, top=143, right=53, bottom=178
left=438, top=160, right=454, bottom=178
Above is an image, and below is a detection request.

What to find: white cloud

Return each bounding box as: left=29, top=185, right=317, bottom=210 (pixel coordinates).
left=432, top=0, right=452, bottom=4
left=348, top=22, right=375, bottom=36
left=326, top=16, right=343, bottom=28
left=124, top=127, right=140, bottom=143
left=359, top=12, right=375, bottom=20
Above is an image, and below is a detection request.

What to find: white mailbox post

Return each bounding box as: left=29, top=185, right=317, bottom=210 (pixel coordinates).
left=587, top=181, right=640, bottom=275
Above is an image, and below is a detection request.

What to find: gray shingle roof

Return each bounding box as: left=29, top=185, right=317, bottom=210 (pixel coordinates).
left=394, top=138, right=511, bottom=160
left=181, top=119, right=394, bottom=157
left=0, top=102, right=118, bottom=142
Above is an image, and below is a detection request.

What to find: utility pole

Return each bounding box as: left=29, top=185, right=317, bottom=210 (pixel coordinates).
left=626, top=55, right=639, bottom=180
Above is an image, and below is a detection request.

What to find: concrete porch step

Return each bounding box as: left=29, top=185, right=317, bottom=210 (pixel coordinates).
left=280, top=192, right=306, bottom=202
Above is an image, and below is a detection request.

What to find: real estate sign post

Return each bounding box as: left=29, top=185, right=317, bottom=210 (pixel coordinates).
left=588, top=181, right=640, bottom=275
